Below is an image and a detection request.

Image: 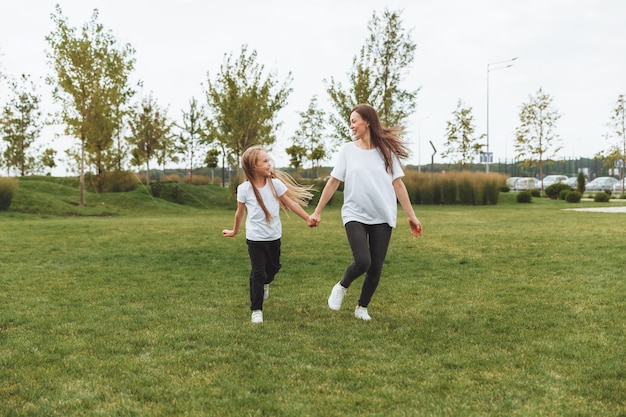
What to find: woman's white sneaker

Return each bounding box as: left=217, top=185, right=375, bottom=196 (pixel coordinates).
left=355, top=306, right=371, bottom=321
left=328, top=282, right=347, bottom=310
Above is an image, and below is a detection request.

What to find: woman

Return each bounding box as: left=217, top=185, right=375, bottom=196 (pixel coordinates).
left=310, top=104, right=422, bottom=321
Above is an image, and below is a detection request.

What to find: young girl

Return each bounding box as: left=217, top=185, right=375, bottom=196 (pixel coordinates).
left=222, top=146, right=315, bottom=323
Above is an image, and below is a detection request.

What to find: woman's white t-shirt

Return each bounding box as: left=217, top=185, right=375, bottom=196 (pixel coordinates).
left=237, top=178, right=287, bottom=241
left=330, top=142, right=404, bottom=228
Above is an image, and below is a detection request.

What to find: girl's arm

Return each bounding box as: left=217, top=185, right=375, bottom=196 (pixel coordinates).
left=393, top=177, right=422, bottom=237
left=279, top=193, right=311, bottom=223
left=310, top=176, right=341, bottom=225
left=222, top=202, right=246, bottom=237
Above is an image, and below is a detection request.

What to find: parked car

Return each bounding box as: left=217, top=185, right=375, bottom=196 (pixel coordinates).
left=612, top=178, right=626, bottom=194
left=585, top=176, right=619, bottom=192
left=541, top=175, right=568, bottom=188
left=506, top=177, right=520, bottom=189
left=564, top=176, right=586, bottom=189
left=514, top=177, right=541, bottom=191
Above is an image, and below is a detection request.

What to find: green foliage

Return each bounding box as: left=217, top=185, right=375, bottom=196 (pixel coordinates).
left=442, top=100, right=483, bottom=167
left=566, top=190, right=582, bottom=203
left=0, top=177, right=18, bottom=210
left=0, top=74, right=42, bottom=176
left=326, top=9, right=418, bottom=142
left=530, top=189, right=541, bottom=198
left=516, top=191, right=532, bottom=203
left=594, top=192, right=610, bottom=202
left=577, top=171, right=586, bottom=194
left=84, top=171, right=139, bottom=193
left=545, top=182, right=572, bottom=199
left=514, top=88, right=562, bottom=183
left=46, top=5, right=136, bottom=200
left=205, top=45, right=292, bottom=165
left=559, top=189, right=570, bottom=200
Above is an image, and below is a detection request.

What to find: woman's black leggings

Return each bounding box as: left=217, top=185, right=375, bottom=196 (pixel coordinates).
left=340, top=221, right=392, bottom=308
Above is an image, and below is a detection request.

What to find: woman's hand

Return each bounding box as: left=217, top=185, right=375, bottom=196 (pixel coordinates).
left=408, top=218, right=422, bottom=237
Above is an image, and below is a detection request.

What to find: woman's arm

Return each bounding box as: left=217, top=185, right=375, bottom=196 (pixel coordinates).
left=310, top=176, right=341, bottom=225
left=393, top=177, right=422, bottom=237
left=222, top=202, right=246, bottom=237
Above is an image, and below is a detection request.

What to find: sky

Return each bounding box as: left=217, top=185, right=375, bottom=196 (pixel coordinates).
left=1, top=0, right=625, bottom=175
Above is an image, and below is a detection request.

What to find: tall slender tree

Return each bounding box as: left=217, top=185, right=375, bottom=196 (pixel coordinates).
left=0, top=74, right=42, bottom=176
left=127, top=96, right=172, bottom=185
left=205, top=45, right=292, bottom=169
left=514, top=87, right=562, bottom=188
left=177, top=97, right=206, bottom=184
left=441, top=100, right=483, bottom=169
left=46, top=5, right=135, bottom=203
left=289, top=95, right=329, bottom=176
left=326, top=8, right=419, bottom=143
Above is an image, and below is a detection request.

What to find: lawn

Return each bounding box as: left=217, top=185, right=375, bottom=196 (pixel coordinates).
left=0, top=184, right=625, bottom=416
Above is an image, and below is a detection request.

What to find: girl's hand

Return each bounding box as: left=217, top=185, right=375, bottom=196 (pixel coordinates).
left=408, top=218, right=422, bottom=237
left=222, top=229, right=236, bottom=237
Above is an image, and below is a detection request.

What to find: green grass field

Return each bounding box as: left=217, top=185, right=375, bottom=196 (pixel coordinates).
left=1, top=180, right=625, bottom=416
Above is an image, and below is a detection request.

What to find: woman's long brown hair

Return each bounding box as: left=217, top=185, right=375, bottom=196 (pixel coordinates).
left=352, top=103, right=409, bottom=175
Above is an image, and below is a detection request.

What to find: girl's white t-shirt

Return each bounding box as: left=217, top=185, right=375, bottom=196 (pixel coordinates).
left=330, top=142, right=404, bottom=228
left=237, top=178, right=287, bottom=241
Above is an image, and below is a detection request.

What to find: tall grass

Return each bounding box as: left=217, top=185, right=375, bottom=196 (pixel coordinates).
left=403, top=171, right=506, bottom=205
left=1, top=180, right=625, bottom=415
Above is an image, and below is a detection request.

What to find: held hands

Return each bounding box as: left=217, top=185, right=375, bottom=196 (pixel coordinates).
left=307, top=213, right=321, bottom=228
left=409, top=217, right=422, bottom=237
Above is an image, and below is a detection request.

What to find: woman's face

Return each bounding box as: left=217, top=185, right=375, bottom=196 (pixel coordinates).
left=349, top=111, right=369, bottom=139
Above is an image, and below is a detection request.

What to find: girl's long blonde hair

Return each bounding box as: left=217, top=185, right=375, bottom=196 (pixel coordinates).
left=241, top=145, right=313, bottom=223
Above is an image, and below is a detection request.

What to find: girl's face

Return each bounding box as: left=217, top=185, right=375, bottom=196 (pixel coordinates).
left=255, top=150, right=272, bottom=178
left=350, top=111, right=369, bottom=139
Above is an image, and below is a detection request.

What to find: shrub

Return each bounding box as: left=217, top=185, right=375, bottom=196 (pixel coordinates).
left=530, top=189, right=541, bottom=198
left=594, top=192, right=610, bottom=202
left=559, top=189, right=570, bottom=200
left=566, top=191, right=582, bottom=203
left=576, top=172, right=586, bottom=194
left=516, top=191, right=532, bottom=203
left=0, top=177, right=18, bottom=211
left=150, top=180, right=162, bottom=197
left=545, top=182, right=572, bottom=199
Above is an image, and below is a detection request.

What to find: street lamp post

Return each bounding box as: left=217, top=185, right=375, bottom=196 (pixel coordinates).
left=418, top=116, right=429, bottom=173
left=486, top=57, right=518, bottom=172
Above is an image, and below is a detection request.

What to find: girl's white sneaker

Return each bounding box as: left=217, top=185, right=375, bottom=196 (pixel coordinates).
left=251, top=310, right=263, bottom=323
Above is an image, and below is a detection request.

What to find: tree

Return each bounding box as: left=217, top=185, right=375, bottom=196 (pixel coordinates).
left=41, top=148, right=57, bottom=175
left=205, top=45, right=292, bottom=169
left=46, top=5, right=135, bottom=203
left=127, top=96, right=172, bottom=185
left=326, top=8, right=419, bottom=143
left=177, top=97, right=206, bottom=184
left=514, top=88, right=562, bottom=190
left=285, top=144, right=307, bottom=174
left=205, top=148, right=219, bottom=184
left=290, top=95, right=329, bottom=176
left=441, top=100, right=483, bottom=169
left=0, top=74, right=42, bottom=176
